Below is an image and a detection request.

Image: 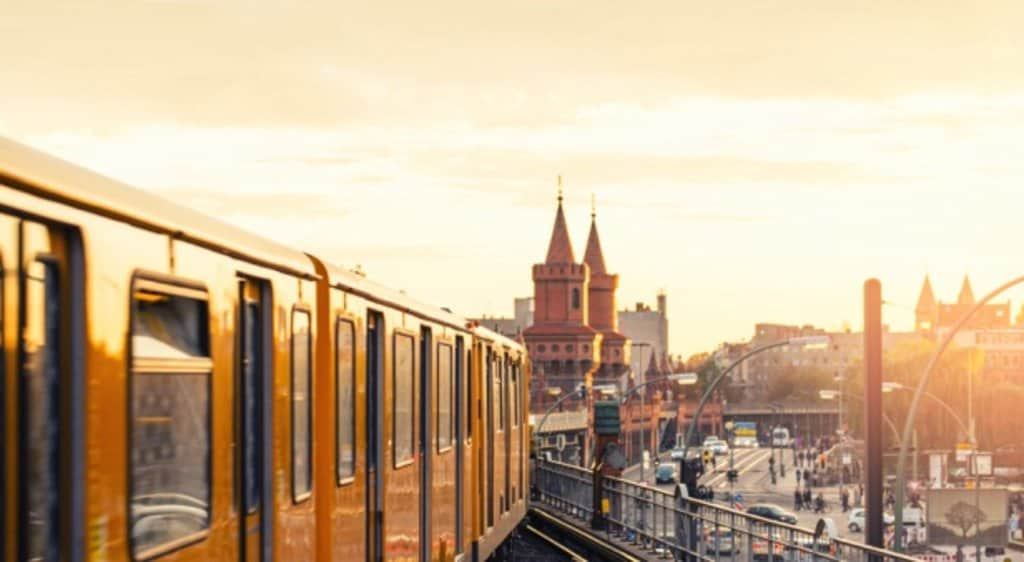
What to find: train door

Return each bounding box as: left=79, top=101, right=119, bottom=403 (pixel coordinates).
left=8, top=217, right=77, bottom=561
left=418, top=327, right=432, bottom=562
left=454, top=337, right=464, bottom=555
left=503, top=355, right=511, bottom=513
left=365, top=311, right=384, bottom=561
left=237, top=278, right=271, bottom=562
left=484, top=348, right=494, bottom=529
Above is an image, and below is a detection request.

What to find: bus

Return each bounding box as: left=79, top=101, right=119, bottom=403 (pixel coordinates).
left=771, top=426, right=792, bottom=448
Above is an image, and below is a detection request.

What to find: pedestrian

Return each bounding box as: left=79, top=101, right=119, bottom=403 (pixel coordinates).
left=798, top=450, right=805, bottom=468
left=841, top=487, right=850, bottom=512
left=803, top=488, right=812, bottom=507
left=796, top=468, right=802, bottom=484
left=814, top=492, right=826, bottom=514
left=794, top=488, right=803, bottom=511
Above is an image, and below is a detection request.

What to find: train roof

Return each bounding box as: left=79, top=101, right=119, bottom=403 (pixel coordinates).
left=321, top=260, right=474, bottom=333
left=472, top=324, right=525, bottom=352
left=0, top=136, right=316, bottom=278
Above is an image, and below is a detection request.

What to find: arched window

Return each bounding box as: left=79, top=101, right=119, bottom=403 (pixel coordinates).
left=571, top=288, right=580, bottom=310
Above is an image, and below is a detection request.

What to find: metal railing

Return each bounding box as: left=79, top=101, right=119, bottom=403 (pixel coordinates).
left=532, top=459, right=920, bottom=562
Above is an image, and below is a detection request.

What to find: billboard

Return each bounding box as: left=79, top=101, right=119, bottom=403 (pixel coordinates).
left=926, top=488, right=1008, bottom=547
left=734, top=421, right=757, bottom=437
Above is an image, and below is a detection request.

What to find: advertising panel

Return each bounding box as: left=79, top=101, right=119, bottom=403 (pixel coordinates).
left=926, top=488, right=1008, bottom=547
left=734, top=421, right=757, bottom=437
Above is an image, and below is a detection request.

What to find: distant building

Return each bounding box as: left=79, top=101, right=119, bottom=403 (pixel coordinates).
left=742, top=323, right=920, bottom=399
left=471, top=297, right=533, bottom=339
left=916, top=274, right=1011, bottom=335
left=618, top=291, right=669, bottom=380
left=950, top=329, right=1024, bottom=383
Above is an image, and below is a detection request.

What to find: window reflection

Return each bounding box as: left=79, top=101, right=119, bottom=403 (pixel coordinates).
left=130, top=287, right=211, bottom=557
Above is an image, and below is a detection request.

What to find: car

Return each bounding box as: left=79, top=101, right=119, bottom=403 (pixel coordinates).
left=746, top=504, right=799, bottom=525
left=846, top=508, right=895, bottom=532
left=734, top=436, right=759, bottom=448
left=709, top=440, right=730, bottom=456
left=703, top=529, right=736, bottom=554
left=703, top=436, right=721, bottom=446
left=670, top=447, right=686, bottom=460
left=655, top=464, right=677, bottom=484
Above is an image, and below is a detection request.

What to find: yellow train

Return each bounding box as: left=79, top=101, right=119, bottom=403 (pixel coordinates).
left=0, top=137, right=528, bottom=561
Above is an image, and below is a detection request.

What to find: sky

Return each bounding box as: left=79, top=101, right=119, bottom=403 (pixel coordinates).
left=4, top=1, right=1024, bottom=356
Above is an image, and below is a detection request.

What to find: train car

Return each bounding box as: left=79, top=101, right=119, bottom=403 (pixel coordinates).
left=308, top=259, right=477, bottom=561
left=0, top=136, right=529, bottom=561
left=0, top=136, right=323, bottom=561
left=469, top=326, right=529, bottom=561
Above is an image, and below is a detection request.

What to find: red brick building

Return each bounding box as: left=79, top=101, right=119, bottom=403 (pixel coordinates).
left=524, top=191, right=632, bottom=413
left=915, top=275, right=1011, bottom=335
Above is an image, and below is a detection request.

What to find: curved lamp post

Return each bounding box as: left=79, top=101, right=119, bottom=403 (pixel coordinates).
left=618, top=372, right=698, bottom=484
left=680, top=335, right=831, bottom=462
left=819, top=389, right=902, bottom=446
left=881, top=382, right=970, bottom=439
left=893, top=275, right=1024, bottom=552
left=533, top=385, right=588, bottom=461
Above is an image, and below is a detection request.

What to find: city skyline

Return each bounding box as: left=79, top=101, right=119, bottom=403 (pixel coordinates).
left=6, top=1, right=1024, bottom=354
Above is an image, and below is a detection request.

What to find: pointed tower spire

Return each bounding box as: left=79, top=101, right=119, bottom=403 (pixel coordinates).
left=582, top=194, right=607, bottom=274
left=958, top=275, right=975, bottom=305
left=915, top=275, right=936, bottom=314
left=544, top=175, right=575, bottom=264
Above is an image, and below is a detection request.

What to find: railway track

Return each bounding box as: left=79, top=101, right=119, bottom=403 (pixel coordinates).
left=524, top=508, right=643, bottom=562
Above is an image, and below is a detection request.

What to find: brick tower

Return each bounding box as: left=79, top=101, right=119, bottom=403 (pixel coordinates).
left=525, top=181, right=602, bottom=411
left=582, top=200, right=631, bottom=385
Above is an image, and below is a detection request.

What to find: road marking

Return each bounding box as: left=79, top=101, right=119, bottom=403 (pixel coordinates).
left=705, top=449, right=771, bottom=488
left=711, top=449, right=773, bottom=488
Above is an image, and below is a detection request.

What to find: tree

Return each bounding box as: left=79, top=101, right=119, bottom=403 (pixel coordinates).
left=945, top=500, right=985, bottom=540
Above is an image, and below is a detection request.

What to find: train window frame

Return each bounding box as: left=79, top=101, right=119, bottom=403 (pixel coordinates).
left=495, top=355, right=504, bottom=433
left=127, top=274, right=213, bottom=561
left=436, top=341, right=454, bottom=453
left=465, top=347, right=473, bottom=443
left=510, top=362, right=518, bottom=429
left=393, top=331, right=416, bottom=468
left=291, top=307, right=313, bottom=503
left=336, top=316, right=356, bottom=485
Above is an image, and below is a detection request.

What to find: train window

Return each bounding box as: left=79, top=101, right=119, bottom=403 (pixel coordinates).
left=394, top=333, right=415, bottom=466
left=510, top=364, right=518, bottom=428
left=495, top=358, right=504, bottom=432
left=437, top=343, right=453, bottom=451
left=130, top=282, right=211, bottom=558
left=466, top=348, right=473, bottom=441
left=21, top=261, right=61, bottom=561
left=292, top=309, right=312, bottom=501
left=336, top=318, right=356, bottom=482
left=242, top=301, right=260, bottom=513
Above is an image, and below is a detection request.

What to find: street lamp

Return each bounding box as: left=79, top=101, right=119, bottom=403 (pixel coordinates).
left=893, top=275, right=1024, bottom=553
left=880, top=382, right=970, bottom=439
left=630, top=342, right=652, bottom=477
left=620, top=372, right=698, bottom=483
left=534, top=384, right=587, bottom=462
left=819, top=389, right=902, bottom=447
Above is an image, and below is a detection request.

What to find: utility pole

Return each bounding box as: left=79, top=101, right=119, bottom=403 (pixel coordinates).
left=635, top=343, right=649, bottom=484
left=864, top=279, right=884, bottom=554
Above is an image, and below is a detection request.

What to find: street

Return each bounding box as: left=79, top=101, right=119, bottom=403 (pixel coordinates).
left=622, top=446, right=1024, bottom=561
